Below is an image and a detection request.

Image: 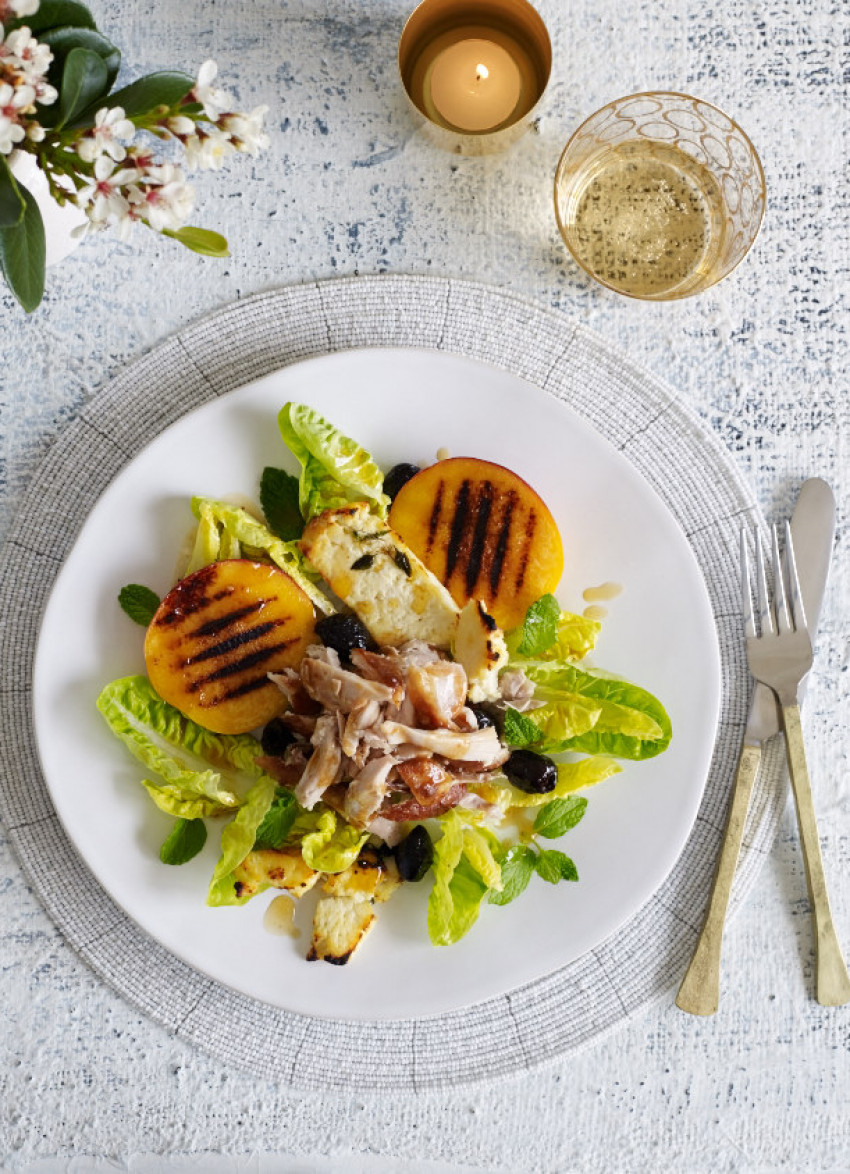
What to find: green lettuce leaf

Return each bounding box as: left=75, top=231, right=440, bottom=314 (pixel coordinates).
left=97, top=676, right=271, bottom=813
left=141, top=778, right=231, bottom=820
left=427, top=811, right=494, bottom=946
left=544, top=611, right=602, bottom=662
left=300, top=807, right=369, bottom=873
left=206, top=774, right=278, bottom=905
left=461, top=824, right=503, bottom=891
left=278, top=402, right=390, bottom=522
left=507, top=660, right=672, bottom=760
left=189, top=496, right=334, bottom=614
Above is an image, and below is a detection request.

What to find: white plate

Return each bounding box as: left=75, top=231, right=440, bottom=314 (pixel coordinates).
left=33, top=348, right=721, bottom=1021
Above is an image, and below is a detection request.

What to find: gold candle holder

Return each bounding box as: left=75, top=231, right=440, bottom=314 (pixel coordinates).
left=398, top=0, right=552, bottom=155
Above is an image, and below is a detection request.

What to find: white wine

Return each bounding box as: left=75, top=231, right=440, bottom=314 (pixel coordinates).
left=562, top=141, right=726, bottom=298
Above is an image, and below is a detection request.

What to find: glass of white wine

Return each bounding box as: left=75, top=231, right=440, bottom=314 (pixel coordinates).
left=554, top=92, right=765, bottom=300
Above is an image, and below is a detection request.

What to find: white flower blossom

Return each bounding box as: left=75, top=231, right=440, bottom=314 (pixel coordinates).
left=5, top=26, right=52, bottom=77
left=76, top=154, right=139, bottom=229
left=76, top=105, right=135, bottom=162
left=25, top=118, right=43, bottom=140
left=165, top=114, right=194, bottom=137
left=0, top=110, right=24, bottom=152
left=137, top=161, right=195, bottom=231
left=182, top=123, right=236, bottom=171
left=220, top=106, right=269, bottom=156
left=190, top=59, right=233, bottom=123
left=7, top=1, right=40, bottom=17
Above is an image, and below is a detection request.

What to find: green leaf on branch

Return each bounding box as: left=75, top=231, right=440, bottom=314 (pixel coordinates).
left=6, top=0, right=96, bottom=34
left=55, top=47, right=109, bottom=129
left=0, top=157, right=26, bottom=229
left=162, top=226, right=231, bottom=258
left=41, top=27, right=121, bottom=106
left=98, top=71, right=195, bottom=120
left=0, top=185, right=46, bottom=313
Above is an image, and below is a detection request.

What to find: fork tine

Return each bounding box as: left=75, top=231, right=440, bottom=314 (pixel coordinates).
left=772, top=524, right=792, bottom=633
left=740, top=528, right=756, bottom=637
left=754, top=529, right=775, bottom=635
left=784, top=520, right=809, bottom=633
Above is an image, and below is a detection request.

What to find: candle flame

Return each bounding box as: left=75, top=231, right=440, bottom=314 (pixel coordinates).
left=475, top=64, right=489, bottom=81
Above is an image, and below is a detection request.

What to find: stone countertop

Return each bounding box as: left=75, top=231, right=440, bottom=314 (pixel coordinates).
left=1, top=0, right=848, bottom=1169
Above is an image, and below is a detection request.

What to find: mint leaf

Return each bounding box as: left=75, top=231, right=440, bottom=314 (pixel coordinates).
left=260, top=466, right=304, bottom=541
left=254, top=788, right=298, bottom=849
left=533, top=796, right=588, bottom=839
left=513, top=593, right=561, bottom=657
left=488, top=844, right=536, bottom=906
left=534, top=849, right=578, bottom=884
left=118, top=584, right=161, bottom=626
left=160, top=817, right=207, bottom=865
left=503, top=706, right=543, bottom=748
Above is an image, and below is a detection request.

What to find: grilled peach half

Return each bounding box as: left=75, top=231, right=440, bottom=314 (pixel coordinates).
left=389, top=457, right=563, bottom=630
left=144, top=560, right=315, bottom=734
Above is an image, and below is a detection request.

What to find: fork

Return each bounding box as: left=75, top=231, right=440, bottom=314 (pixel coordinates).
left=743, top=522, right=850, bottom=1006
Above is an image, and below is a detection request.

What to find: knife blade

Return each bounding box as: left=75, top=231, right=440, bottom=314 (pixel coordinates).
left=676, top=477, right=836, bottom=1015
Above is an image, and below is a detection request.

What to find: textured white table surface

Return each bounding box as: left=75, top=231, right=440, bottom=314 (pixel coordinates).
left=2, top=0, right=849, bottom=1170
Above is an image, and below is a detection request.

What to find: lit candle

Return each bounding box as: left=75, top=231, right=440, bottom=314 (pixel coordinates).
left=426, top=38, right=522, bottom=132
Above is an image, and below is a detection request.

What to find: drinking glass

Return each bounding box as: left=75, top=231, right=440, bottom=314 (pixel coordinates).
left=554, top=92, right=765, bottom=300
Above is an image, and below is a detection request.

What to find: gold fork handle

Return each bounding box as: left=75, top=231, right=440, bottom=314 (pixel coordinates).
left=676, top=742, right=762, bottom=1016
left=782, top=702, right=850, bottom=1006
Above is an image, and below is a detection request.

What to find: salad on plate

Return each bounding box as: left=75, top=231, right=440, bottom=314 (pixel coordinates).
left=97, top=402, right=672, bottom=965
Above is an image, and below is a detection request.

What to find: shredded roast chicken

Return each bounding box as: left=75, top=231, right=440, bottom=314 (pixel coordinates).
left=268, top=636, right=510, bottom=828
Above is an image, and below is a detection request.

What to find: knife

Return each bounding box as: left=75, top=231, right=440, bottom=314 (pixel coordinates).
left=676, top=478, right=836, bottom=1015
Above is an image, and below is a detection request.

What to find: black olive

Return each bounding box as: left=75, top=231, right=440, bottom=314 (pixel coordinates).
left=383, top=463, right=421, bottom=501
left=315, top=612, right=376, bottom=659
left=261, top=718, right=296, bottom=757
left=393, top=825, right=434, bottom=882
left=469, top=702, right=503, bottom=733
left=504, top=749, right=558, bottom=794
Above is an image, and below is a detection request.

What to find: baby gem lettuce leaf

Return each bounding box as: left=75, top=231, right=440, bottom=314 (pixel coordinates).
left=188, top=497, right=334, bottom=615
left=299, top=807, right=369, bottom=873
left=97, top=676, right=273, bottom=817
left=506, top=599, right=601, bottom=663
left=506, top=660, right=672, bottom=761
left=427, top=811, right=502, bottom=945
left=278, top=402, right=390, bottom=522
left=207, top=775, right=278, bottom=906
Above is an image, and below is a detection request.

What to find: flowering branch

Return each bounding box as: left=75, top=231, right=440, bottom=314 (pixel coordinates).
left=0, top=0, right=269, bottom=311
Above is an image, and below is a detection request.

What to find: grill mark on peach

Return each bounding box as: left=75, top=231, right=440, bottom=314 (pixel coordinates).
left=445, top=479, right=472, bottom=581
left=426, top=480, right=445, bottom=557
left=490, top=489, right=518, bottom=596
left=185, top=621, right=281, bottom=665
left=514, top=510, right=537, bottom=591
left=463, top=480, right=494, bottom=597
left=192, top=600, right=268, bottom=637
left=218, top=676, right=278, bottom=702
left=187, top=640, right=298, bottom=690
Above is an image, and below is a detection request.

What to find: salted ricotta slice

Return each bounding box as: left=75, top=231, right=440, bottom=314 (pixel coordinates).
left=300, top=502, right=460, bottom=648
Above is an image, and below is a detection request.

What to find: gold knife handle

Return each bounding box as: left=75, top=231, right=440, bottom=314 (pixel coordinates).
left=781, top=703, right=850, bottom=1006
left=676, top=742, right=761, bottom=1016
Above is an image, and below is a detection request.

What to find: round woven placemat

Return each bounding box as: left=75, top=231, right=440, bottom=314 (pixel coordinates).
left=0, top=275, right=784, bottom=1091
